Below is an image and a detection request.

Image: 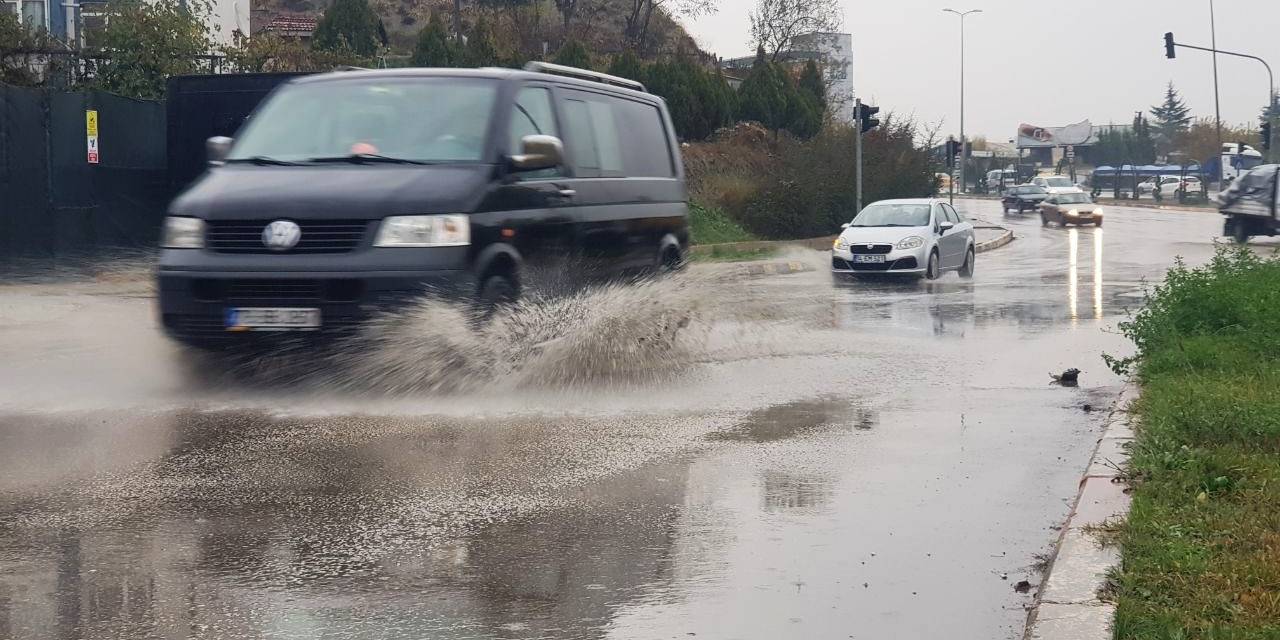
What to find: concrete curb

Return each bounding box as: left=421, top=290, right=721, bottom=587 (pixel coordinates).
left=1023, top=384, right=1140, bottom=640
left=730, top=260, right=816, bottom=276
left=687, top=236, right=835, bottom=257
left=975, top=227, right=1014, bottom=253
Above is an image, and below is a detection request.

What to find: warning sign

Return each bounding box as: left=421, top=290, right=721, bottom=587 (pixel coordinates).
left=86, top=109, right=99, bottom=164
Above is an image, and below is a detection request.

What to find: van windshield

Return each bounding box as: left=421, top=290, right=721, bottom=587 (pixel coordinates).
left=227, top=78, right=498, bottom=164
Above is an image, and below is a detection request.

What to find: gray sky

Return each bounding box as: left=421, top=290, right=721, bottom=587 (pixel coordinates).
left=683, top=0, right=1280, bottom=141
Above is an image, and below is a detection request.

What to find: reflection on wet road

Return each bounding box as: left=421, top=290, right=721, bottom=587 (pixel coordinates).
left=0, top=201, right=1229, bottom=639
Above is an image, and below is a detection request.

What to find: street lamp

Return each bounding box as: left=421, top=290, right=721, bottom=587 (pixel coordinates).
left=943, top=8, right=982, bottom=194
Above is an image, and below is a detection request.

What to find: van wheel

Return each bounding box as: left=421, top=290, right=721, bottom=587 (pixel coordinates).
left=478, top=275, right=517, bottom=317
left=959, top=247, right=975, bottom=278
left=659, top=245, right=684, bottom=272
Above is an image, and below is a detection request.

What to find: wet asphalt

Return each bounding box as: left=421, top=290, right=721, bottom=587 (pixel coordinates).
left=0, top=200, right=1248, bottom=639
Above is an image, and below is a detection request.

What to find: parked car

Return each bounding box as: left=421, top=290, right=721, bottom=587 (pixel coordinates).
left=985, top=169, right=1020, bottom=192
left=1001, top=184, right=1049, bottom=214
left=832, top=199, right=975, bottom=279
left=1030, top=175, right=1083, bottom=195
left=1136, top=176, right=1163, bottom=196
left=1039, top=191, right=1103, bottom=227
left=157, top=63, right=688, bottom=348
left=1153, top=175, right=1205, bottom=201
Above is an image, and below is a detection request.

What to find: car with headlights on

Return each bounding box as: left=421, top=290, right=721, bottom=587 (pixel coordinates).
left=1001, top=184, right=1049, bottom=214
left=831, top=199, right=975, bottom=280
left=1038, top=191, right=1103, bottom=227
left=156, top=63, right=688, bottom=348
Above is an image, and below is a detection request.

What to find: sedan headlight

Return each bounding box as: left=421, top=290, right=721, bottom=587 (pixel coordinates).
left=1066, top=209, right=1079, bottom=217
left=896, top=236, right=924, bottom=250
left=1093, top=208, right=1104, bottom=216
left=834, top=236, right=849, bottom=250
left=374, top=215, right=470, bottom=247
left=161, top=216, right=205, bottom=249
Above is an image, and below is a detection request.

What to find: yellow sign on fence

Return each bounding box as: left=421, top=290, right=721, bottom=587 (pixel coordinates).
left=86, top=110, right=99, bottom=164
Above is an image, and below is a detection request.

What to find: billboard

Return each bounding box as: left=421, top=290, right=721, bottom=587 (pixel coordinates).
left=1017, top=120, right=1097, bottom=148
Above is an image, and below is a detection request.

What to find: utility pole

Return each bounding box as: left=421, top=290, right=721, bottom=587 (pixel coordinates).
left=855, top=98, right=864, bottom=215
left=1210, top=0, right=1222, bottom=151
left=944, top=8, right=982, bottom=195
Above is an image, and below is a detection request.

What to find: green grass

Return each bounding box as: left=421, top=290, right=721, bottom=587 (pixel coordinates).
left=688, top=201, right=755, bottom=245
left=688, top=246, right=779, bottom=263
left=1109, top=249, right=1280, bottom=639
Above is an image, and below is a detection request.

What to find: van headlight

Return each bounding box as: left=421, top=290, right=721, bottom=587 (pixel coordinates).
left=161, top=216, right=205, bottom=249
left=896, top=236, right=924, bottom=250
left=374, top=215, right=471, bottom=247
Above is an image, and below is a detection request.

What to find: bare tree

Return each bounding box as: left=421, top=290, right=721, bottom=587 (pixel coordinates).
left=748, top=0, right=842, bottom=63
left=625, top=0, right=716, bottom=52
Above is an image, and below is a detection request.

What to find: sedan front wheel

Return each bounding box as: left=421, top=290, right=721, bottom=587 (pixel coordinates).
left=925, top=251, right=941, bottom=280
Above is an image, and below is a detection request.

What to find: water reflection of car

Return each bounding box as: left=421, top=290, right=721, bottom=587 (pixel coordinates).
left=1001, top=184, right=1049, bottom=214
left=832, top=199, right=975, bottom=280
left=1039, top=191, right=1103, bottom=227
left=156, top=64, right=688, bottom=348
left=1030, top=175, right=1083, bottom=195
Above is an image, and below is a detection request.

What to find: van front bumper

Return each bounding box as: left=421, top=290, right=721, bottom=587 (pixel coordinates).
left=156, top=247, right=476, bottom=345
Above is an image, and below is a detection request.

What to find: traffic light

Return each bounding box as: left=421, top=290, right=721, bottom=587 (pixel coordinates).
left=1262, top=121, right=1272, bottom=152
left=859, top=103, right=881, bottom=134
left=945, top=138, right=959, bottom=167
left=1164, top=32, right=1176, bottom=59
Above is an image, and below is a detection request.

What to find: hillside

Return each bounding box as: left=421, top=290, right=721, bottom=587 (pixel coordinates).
left=251, top=0, right=707, bottom=59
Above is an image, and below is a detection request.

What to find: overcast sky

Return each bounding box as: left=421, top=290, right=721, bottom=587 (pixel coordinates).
left=683, top=0, right=1280, bottom=141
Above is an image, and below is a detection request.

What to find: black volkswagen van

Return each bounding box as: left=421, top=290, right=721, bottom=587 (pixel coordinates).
left=157, top=63, right=688, bottom=346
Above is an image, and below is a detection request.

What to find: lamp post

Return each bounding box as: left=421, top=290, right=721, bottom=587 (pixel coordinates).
left=944, top=8, right=982, bottom=194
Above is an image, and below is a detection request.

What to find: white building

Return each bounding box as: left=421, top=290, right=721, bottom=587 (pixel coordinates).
left=719, top=32, right=856, bottom=124
left=789, top=32, right=854, bottom=123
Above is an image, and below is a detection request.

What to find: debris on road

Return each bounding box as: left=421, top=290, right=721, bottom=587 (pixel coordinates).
left=1050, top=368, right=1081, bottom=387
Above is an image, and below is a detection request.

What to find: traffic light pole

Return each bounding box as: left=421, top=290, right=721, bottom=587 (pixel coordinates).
left=855, top=98, right=864, bottom=215
left=1165, top=34, right=1275, bottom=161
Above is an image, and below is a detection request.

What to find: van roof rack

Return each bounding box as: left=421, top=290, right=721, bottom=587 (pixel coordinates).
left=522, top=61, right=646, bottom=92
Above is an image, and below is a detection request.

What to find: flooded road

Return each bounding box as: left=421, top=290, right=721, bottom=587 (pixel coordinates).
left=0, top=201, right=1233, bottom=639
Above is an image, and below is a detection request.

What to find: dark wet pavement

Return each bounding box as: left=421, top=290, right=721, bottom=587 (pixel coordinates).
left=0, top=201, right=1243, bottom=639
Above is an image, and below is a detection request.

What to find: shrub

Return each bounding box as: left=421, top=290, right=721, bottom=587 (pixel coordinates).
left=687, top=202, right=754, bottom=245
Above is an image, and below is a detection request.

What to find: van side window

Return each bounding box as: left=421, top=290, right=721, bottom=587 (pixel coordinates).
left=508, top=87, right=561, bottom=178
left=561, top=91, right=674, bottom=178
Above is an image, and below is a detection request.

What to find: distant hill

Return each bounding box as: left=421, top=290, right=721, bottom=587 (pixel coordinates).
left=251, top=0, right=710, bottom=60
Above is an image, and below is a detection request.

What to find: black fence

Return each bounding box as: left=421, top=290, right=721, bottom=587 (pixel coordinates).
left=1, top=84, right=168, bottom=260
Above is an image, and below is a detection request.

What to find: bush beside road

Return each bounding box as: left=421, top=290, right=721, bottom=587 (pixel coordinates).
left=1109, top=249, right=1280, bottom=638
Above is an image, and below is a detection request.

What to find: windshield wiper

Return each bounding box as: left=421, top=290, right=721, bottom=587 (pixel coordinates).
left=225, top=156, right=302, bottom=166
left=307, top=154, right=430, bottom=165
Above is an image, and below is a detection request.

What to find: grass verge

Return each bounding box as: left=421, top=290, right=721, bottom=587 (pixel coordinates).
left=1108, top=248, right=1280, bottom=639
left=688, top=201, right=755, bottom=245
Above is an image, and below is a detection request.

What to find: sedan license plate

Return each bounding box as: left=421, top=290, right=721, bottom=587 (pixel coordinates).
left=225, top=307, right=321, bottom=331
left=853, top=255, right=887, bottom=264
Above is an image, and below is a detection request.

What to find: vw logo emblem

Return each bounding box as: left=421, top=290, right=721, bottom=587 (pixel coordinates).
left=262, top=220, right=301, bottom=251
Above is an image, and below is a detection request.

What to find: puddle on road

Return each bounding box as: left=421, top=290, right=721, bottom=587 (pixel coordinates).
left=708, top=396, right=870, bottom=442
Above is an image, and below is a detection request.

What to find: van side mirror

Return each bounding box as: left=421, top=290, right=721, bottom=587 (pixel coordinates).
left=206, top=136, right=232, bottom=165
left=510, top=135, right=564, bottom=171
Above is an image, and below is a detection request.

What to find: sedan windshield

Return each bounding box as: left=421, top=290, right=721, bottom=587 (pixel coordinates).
left=850, top=203, right=931, bottom=227
left=1044, top=177, right=1074, bottom=187
left=227, top=78, right=498, bottom=164
left=1056, top=193, right=1093, bottom=205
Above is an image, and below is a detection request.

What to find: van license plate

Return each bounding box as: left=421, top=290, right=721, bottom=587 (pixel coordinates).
left=225, top=308, right=321, bottom=331
left=854, top=255, right=886, bottom=263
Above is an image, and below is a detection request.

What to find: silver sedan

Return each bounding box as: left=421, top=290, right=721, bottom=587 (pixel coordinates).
left=831, top=199, right=976, bottom=279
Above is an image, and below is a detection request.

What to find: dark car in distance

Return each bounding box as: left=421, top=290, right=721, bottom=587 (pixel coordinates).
left=157, top=63, right=688, bottom=347
left=1001, top=184, right=1049, bottom=214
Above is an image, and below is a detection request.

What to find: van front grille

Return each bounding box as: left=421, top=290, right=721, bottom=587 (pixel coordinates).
left=206, top=220, right=369, bottom=254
